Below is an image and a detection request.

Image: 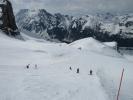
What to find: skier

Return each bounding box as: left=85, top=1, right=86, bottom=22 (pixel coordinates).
left=77, top=68, right=79, bottom=74
left=90, top=70, right=93, bottom=75
left=69, top=66, right=72, bottom=70
left=26, top=64, right=30, bottom=69
left=35, top=64, right=37, bottom=69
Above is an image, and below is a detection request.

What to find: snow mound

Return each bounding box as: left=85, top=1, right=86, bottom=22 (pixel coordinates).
left=70, top=37, right=120, bottom=57
left=70, top=37, right=105, bottom=50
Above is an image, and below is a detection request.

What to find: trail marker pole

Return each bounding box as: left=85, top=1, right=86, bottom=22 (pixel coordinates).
left=117, top=68, right=124, bottom=100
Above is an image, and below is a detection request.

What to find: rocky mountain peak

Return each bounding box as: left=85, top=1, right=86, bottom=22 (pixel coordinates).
left=16, top=9, right=133, bottom=46
left=0, top=0, right=20, bottom=37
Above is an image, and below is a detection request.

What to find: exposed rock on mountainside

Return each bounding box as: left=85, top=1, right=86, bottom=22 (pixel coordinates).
left=16, top=9, right=133, bottom=47
left=0, top=0, right=20, bottom=37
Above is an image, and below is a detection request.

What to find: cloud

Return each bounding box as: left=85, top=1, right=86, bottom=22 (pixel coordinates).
left=10, top=0, right=133, bottom=15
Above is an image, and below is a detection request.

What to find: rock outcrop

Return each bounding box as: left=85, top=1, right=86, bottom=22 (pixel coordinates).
left=0, top=0, right=20, bottom=37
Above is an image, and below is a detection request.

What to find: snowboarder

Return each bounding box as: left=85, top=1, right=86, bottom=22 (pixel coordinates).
left=26, top=64, right=30, bottom=69
left=77, top=68, right=79, bottom=73
left=90, top=70, right=93, bottom=75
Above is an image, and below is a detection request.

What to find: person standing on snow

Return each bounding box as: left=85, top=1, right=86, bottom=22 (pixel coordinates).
left=26, top=64, right=30, bottom=69
left=69, top=66, right=72, bottom=70
left=90, top=70, right=93, bottom=75
left=77, top=68, right=79, bottom=73
left=35, top=64, right=37, bottom=69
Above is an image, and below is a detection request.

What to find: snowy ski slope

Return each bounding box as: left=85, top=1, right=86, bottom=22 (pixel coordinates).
left=0, top=32, right=133, bottom=100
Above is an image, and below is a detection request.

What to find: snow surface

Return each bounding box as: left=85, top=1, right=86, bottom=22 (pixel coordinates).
left=0, top=32, right=133, bottom=100
left=69, top=37, right=120, bottom=57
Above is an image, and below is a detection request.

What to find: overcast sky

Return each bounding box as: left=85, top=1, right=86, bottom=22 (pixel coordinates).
left=10, top=0, right=133, bottom=15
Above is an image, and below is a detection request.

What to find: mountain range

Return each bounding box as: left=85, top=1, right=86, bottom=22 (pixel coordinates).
left=16, top=9, right=133, bottom=47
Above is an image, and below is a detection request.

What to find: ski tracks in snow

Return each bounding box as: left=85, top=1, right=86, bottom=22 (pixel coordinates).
left=14, top=67, right=109, bottom=100
left=0, top=64, right=110, bottom=100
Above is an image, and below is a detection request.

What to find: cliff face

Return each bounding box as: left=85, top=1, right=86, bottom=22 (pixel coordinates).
left=0, top=0, right=20, bottom=36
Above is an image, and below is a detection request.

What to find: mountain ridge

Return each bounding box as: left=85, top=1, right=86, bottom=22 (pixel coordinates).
left=16, top=9, right=133, bottom=47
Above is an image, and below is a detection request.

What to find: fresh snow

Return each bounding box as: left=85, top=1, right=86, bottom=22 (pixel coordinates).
left=0, top=32, right=133, bottom=100
left=70, top=37, right=120, bottom=57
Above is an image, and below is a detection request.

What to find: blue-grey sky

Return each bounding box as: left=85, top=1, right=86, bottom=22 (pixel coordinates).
left=10, top=0, right=133, bottom=15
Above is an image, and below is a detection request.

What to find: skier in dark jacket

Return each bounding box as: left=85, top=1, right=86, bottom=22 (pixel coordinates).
left=90, top=70, right=93, bottom=75
left=26, top=64, right=30, bottom=69
left=69, top=67, right=72, bottom=70
left=77, top=68, right=79, bottom=73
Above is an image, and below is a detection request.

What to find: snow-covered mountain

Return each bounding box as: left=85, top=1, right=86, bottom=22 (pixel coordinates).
left=16, top=9, right=133, bottom=47
left=16, top=9, right=72, bottom=41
